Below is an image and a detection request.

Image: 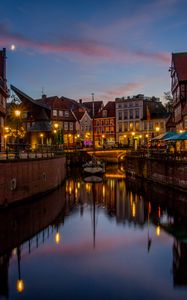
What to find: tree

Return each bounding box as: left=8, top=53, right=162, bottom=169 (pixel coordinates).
left=163, top=91, right=173, bottom=113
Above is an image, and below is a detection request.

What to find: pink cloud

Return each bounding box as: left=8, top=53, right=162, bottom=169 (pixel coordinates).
left=0, top=22, right=170, bottom=64
left=105, top=82, right=144, bottom=97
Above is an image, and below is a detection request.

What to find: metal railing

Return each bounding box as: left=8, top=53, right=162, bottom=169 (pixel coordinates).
left=127, top=148, right=187, bottom=161
left=0, top=143, right=64, bottom=160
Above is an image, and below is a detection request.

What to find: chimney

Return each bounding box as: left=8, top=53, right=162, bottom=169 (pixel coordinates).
left=42, top=94, right=47, bottom=100
left=79, top=99, right=82, bottom=104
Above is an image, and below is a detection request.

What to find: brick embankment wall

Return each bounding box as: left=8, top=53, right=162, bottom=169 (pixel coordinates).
left=0, top=156, right=66, bottom=206
left=125, top=156, right=187, bottom=192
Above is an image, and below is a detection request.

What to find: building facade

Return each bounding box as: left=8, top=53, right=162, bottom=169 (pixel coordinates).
left=94, top=101, right=116, bottom=148
left=115, top=94, right=168, bottom=148
left=169, top=52, right=187, bottom=131
left=0, top=48, right=8, bottom=151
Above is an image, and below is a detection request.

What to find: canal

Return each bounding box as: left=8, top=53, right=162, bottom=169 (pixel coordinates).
left=0, top=165, right=187, bottom=300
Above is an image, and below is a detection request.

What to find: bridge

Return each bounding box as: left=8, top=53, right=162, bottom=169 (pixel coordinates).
left=86, top=149, right=128, bottom=163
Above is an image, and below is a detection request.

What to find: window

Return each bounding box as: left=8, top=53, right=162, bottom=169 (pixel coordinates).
left=70, top=122, right=73, bottom=130
left=105, top=119, right=109, bottom=125
left=118, top=111, right=122, bottom=120
left=135, top=109, right=139, bottom=118
left=118, top=123, right=122, bottom=132
left=64, top=111, right=69, bottom=117
left=53, top=110, right=57, bottom=116
left=110, top=126, right=114, bottom=133
left=64, top=122, right=68, bottom=130
left=135, top=122, right=140, bottom=130
left=124, top=110, right=128, bottom=119
left=129, top=110, right=133, bottom=119
left=59, top=110, right=63, bottom=117
left=110, top=119, right=114, bottom=125
left=102, top=110, right=107, bottom=117
left=124, top=122, right=128, bottom=131
left=129, top=122, right=134, bottom=130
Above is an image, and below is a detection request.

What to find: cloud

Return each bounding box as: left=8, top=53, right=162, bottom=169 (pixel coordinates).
left=104, top=82, right=144, bottom=97
left=0, top=22, right=170, bottom=64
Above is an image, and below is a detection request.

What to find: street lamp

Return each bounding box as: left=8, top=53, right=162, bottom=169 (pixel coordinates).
left=155, top=126, right=160, bottom=136
left=40, top=133, right=44, bottom=145
left=14, top=109, right=21, bottom=158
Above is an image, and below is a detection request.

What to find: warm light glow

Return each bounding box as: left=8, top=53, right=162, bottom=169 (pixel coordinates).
left=156, top=225, right=160, bottom=236
left=124, top=135, right=127, bottom=138
left=105, top=174, right=125, bottom=179
left=77, top=181, right=80, bottom=189
left=139, top=135, right=142, bottom=138
left=102, top=134, right=105, bottom=138
left=4, top=134, right=7, bottom=139
left=68, top=134, right=72, bottom=137
left=179, top=129, right=184, bottom=133
left=53, top=129, right=57, bottom=134
left=155, top=126, right=160, bottom=132
left=5, top=127, right=9, bottom=131
left=54, top=123, right=59, bottom=129
left=132, top=132, right=135, bottom=136
left=40, top=133, right=43, bottom=137
left=77, top=134, right=80, bottom=138
left=15, top=110, right=21, bottom=118
left=146, top=134, right=149, bottom=138
left=11, top=44, right=16, bottom=51
left=55, top=232, right=61, bottom=244
left=16, top=279, right=24, bottom=293
left=158, top=206, right=161, bottom=218
left=132, top=202, right=136, bottom=217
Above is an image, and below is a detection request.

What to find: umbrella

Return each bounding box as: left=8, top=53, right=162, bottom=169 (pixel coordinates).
left=151, top=131, right=176, bottom=141
left=165, top=131, right=187, bottom=141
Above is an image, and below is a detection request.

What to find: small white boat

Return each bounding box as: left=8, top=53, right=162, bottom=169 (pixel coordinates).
left=83, top=157, right=105, bottom=175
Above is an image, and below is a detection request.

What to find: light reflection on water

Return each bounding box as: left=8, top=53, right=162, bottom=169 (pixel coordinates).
left=0, top=165, right=187, bottom=300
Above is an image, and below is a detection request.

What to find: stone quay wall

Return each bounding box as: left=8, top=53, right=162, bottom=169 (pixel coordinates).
left=125, top=156, right=187, bottom=192
left=0, top=156, right=66, bottom=206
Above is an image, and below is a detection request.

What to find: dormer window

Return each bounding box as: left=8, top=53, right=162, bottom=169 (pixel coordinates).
left=102, top=110, right=107, bottom=117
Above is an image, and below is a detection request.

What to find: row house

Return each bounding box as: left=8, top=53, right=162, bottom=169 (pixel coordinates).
left=169, top=52, right=187, bottom=131
left=36, top=95, right=77, bottom=146
left=116, top=94, right=168, bottom=148
left=73, top=106, right=92, bottom=146
left=10, top=85, right=51, bottom=147
left=0, top=48, right=8, bottom=151
left=94, top=101, right=116, bottom=148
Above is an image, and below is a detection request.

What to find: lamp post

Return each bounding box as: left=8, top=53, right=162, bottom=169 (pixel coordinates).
left=14, top=109, right=21, bottom=158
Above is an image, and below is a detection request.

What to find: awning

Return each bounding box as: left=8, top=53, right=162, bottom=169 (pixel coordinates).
left=165, top=131, right=187, bottom=141
left=151, top=131, right=176, bottom=141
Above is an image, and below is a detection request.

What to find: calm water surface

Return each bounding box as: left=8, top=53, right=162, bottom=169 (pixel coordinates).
left=0, top=166, right=187, bottom=300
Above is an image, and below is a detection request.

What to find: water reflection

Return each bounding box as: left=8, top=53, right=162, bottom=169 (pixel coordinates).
left=0, top=166, right=186, bottom=299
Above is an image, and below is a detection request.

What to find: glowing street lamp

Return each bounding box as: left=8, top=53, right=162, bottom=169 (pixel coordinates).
left=40, top=133, right=44, bottom=145
left=14, top=109, right=21, bottom=158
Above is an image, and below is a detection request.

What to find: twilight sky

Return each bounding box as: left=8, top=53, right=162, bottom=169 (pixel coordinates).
left=1, top=0, right=187, bottom=102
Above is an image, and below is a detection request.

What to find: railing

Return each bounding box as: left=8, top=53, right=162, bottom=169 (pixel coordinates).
left=0, top=143, right=64, bottom=160
left=127, top=149, right=187, bottom=161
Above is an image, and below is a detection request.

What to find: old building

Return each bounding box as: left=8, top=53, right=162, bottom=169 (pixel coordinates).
left=115, top=94, right=168, bottom=148
left=94, top=101, right=116, bottom=148
left=0, top=48, right=8, bottom=151
left=169, top=52, right=187, bottom=131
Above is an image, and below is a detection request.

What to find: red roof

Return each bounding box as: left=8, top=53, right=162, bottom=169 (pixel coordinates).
left=96, top=101, right=115, bottom=118
left=172, top=52, right=187, bottom=81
